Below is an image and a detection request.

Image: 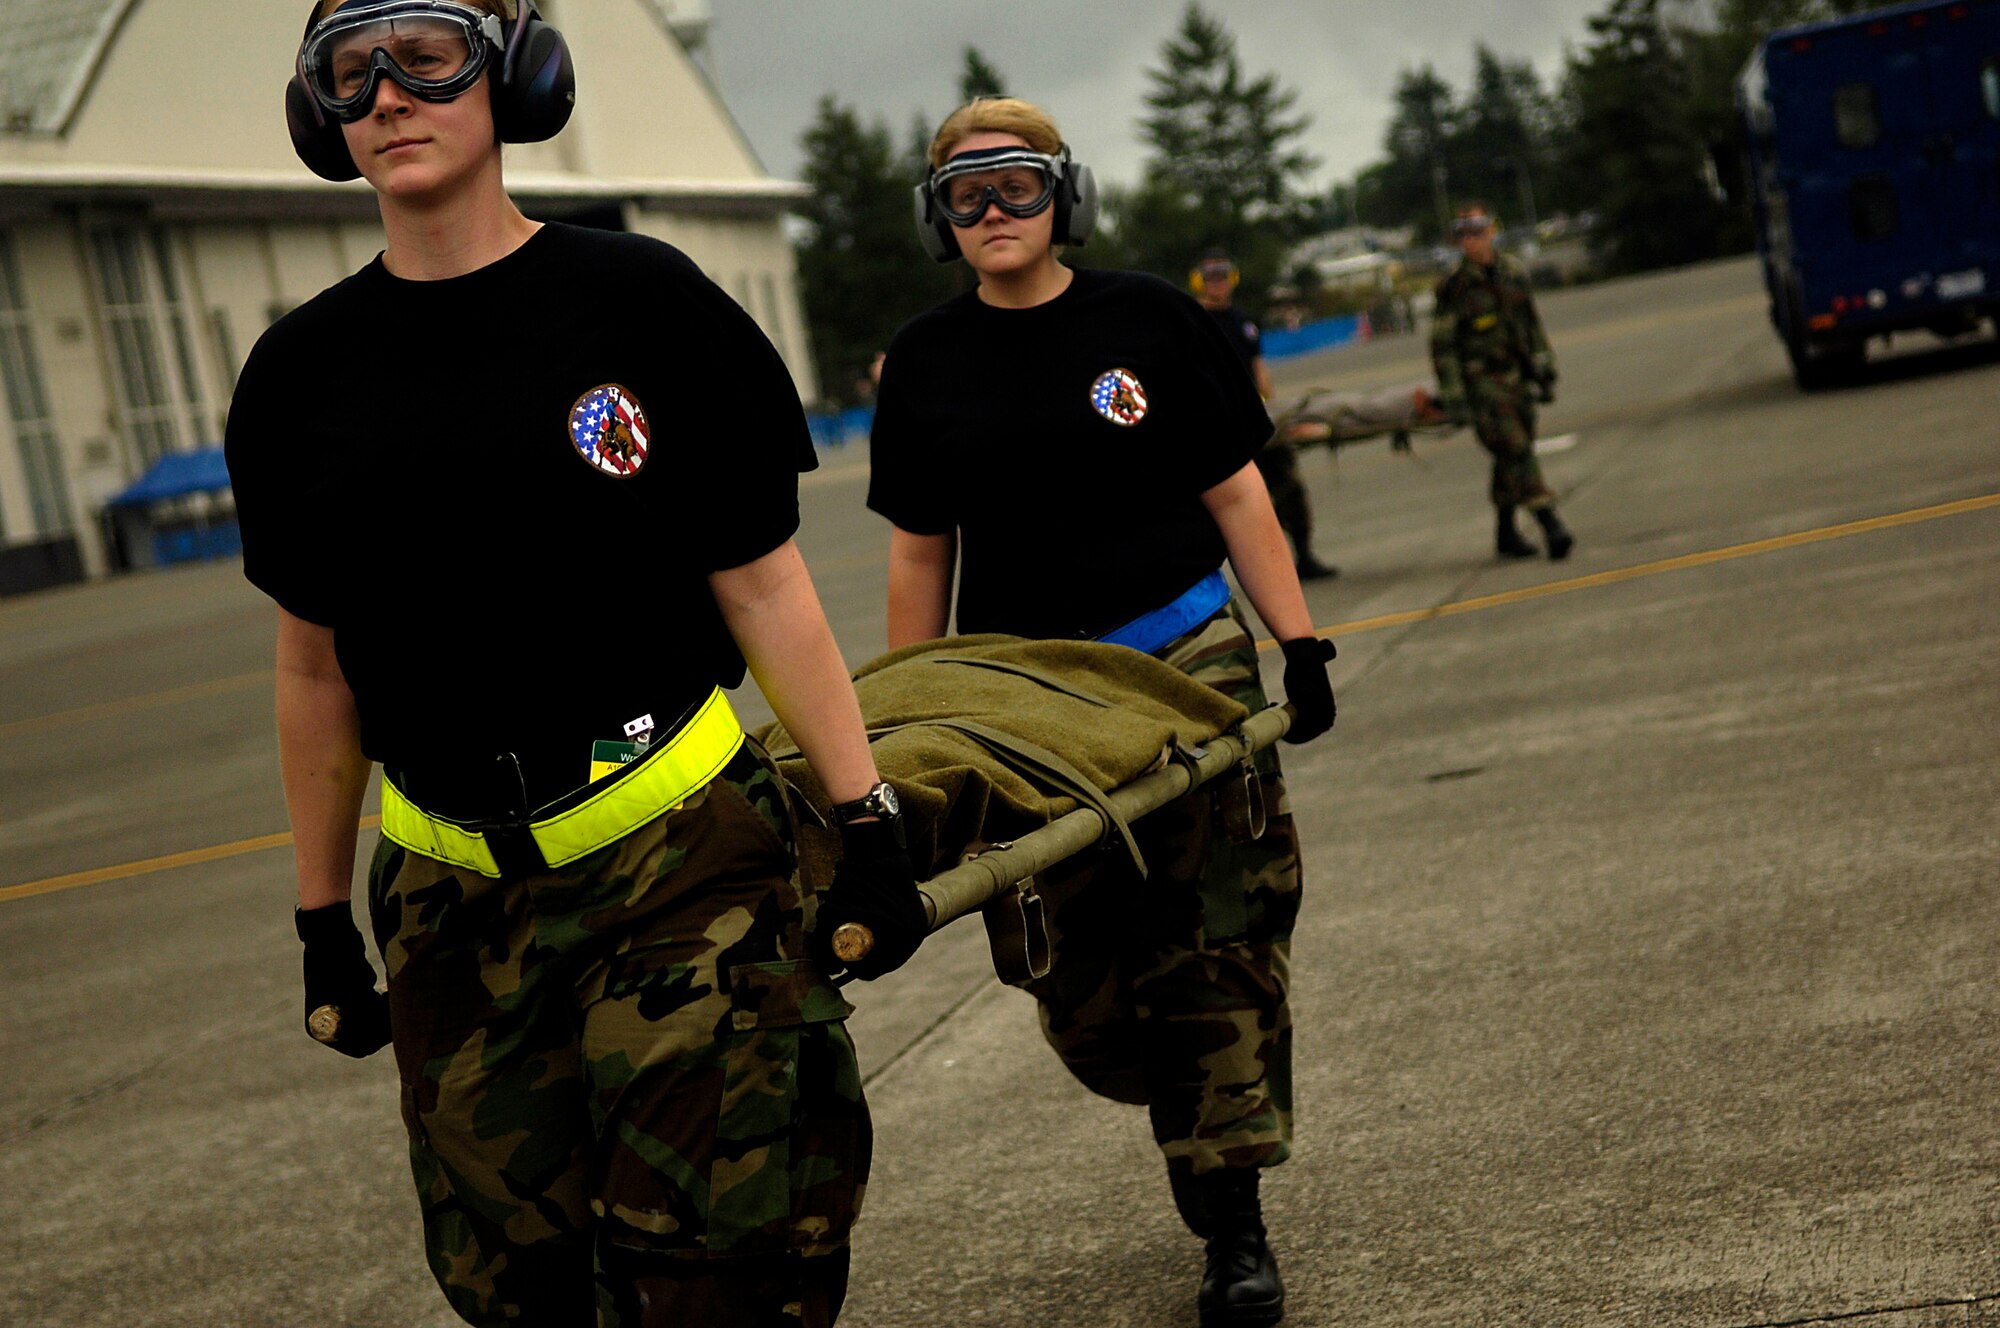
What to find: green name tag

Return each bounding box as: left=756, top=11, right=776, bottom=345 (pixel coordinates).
left=589, top=739, right=645, bottom=784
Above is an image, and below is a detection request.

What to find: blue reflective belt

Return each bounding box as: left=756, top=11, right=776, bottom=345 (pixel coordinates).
left=1096, top=569, right=1231, bottom=657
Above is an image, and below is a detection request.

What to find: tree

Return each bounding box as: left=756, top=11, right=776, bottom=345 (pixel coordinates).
left=1122, top=3, right=1318, bottom=292
left=792, top=97, right=956, bottom=406
left=1456, top=46, right=1555, bottom=229
left=1358, top=65, right=1460, bottom=238
left=1553, top=0, right=1736, bottom=272
left=957, top=47, right=1007, bottom=103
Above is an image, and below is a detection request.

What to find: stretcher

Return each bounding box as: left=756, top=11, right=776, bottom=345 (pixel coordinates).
left=1267, top=380, right=1451, bottom=453
left=752, top=636, right=1298, bottom=984
left=829, top=701, right=1291, bottom=979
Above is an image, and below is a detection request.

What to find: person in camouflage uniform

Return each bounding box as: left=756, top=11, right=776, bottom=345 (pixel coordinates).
left=367, top=743, right=872, bottom=1326
left=225, top=3, right=927, bottom=1323
left=1429, top=202, right=1577, bottom=560
left=1029, top=601, right=1299, bottom=1185
left=870, top=96, right=1337, bottom=1328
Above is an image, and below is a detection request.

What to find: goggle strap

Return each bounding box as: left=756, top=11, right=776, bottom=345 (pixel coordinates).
left=930, top=146, right=1064, bottom=188
left=300, top=1, right=502, bottom=119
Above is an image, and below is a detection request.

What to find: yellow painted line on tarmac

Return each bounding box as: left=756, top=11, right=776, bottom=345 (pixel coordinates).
left=1256, top=491, right=2000, bottom=651
left=10, top=492, right=1996, bottom=906
left=0, top=669, right=274, bottom=741
left=0, top=815, right=383, bottom=905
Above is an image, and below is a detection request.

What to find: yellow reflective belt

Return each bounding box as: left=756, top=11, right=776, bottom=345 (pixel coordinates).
left=379, top=688, right=746, bottom=878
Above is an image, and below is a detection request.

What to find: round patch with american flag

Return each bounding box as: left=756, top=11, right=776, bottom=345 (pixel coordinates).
left=568, top=383, right=652, bottom=478
left=1089, top=368, right=1149, bottom=427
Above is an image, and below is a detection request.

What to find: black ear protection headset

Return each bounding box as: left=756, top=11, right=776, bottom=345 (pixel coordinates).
left=913, top=142, right=1099, bottom=264
left=285, top=0, right=575, bottom=183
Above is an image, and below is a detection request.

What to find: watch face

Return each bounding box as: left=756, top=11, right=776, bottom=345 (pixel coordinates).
left=875, top=782, right=900, bottom=817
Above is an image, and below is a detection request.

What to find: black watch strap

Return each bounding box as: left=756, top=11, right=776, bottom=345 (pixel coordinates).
left=830, top=780, right=900, bottom=826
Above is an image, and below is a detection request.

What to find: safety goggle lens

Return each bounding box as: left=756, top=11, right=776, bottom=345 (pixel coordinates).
left=939, top=167, right=1055, bottom=223
left=303, top=9, right=489, bottom=111
left=326, top=20, right=473, bottom=93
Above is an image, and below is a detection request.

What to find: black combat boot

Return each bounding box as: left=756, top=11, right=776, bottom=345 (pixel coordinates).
left=1172, top=1170, right=1285, bottom=1328
left=1495, top=505, right=1538, bottom=559
left=1533, top=507, right=1575, bottom=560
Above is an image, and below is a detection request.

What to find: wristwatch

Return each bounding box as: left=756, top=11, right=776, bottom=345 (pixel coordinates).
left=830, top=781, right=900, bottom=826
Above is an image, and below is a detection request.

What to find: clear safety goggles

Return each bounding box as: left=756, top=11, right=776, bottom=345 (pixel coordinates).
left=1452, top=214, right=1497, bottom=238
left=930, top=147, right=1064, bottom=226
left=298, top=0, right=504, bottom=123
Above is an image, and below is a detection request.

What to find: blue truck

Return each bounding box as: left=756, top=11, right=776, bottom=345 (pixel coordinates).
left=1735, top=0, right=2000, bottom=388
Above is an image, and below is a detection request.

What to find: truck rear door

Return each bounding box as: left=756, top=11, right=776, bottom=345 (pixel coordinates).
left=1913, top=0, right=2000, bottom=295
left=1766, top=15, right=1934, bottom=315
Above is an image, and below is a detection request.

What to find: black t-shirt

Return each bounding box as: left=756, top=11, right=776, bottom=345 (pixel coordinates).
left=867, top=267, right=1271, bottom=640
left=226, top=223, right=815, bottom=788
left=1204, top=302, right=1263, bottom=373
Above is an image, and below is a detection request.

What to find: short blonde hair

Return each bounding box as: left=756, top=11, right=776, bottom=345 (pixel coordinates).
left=928, top=97, right=1062, bottom=169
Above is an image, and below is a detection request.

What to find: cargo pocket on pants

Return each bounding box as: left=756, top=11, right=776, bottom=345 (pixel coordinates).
left=707, top=959, right=868, bottom=1257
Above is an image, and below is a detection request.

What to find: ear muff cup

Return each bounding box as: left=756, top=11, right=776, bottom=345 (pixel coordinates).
left=1189, top=260, right=1240, bottom=296
left=1057, top=159, right=1097, bottom=247
left=492, top=13, right=575, bottom=143
left=914, top=182, right=958, bottom=263
left=914, top=147, right=1097, bottom=264
left=287, top=74, right=363, bottom=182
left=285, top=0, right=575, bottom=182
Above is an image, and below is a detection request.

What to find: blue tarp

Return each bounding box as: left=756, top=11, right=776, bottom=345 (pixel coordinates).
left=1262, top=314, right=1366, bottom=361
left=807, top=405, right=874, bottom=449
left=107, top=446, right=231, bottom=506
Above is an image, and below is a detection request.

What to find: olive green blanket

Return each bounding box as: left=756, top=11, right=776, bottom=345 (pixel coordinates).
left=752, top=635, right=1248, bottom=886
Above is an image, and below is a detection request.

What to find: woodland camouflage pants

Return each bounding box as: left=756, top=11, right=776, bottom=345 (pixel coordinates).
left=1027, top=601, right=1301, bottom=1181
left=366, top=742, right=868, bottom=1327
left=1469, top=373, right=1556, bottom=510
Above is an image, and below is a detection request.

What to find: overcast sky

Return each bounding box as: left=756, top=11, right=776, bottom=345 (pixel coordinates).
left=701, top=0, right=1610, bottom=191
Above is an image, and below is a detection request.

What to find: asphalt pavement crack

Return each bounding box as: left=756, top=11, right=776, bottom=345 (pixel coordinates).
left=858, top=975, right=1000, bottom=1090
left=1728, top=1292, right=2000, bottom=1328
left=0, top=998, right=280, bottom=1147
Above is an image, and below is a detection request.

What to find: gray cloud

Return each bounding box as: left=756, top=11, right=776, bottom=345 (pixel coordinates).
left=703, top=1, right=1608, bottom=189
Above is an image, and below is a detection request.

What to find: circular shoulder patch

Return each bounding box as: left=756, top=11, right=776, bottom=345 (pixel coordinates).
left=1089, top=368, right=1149, bottom=427
left=569, top=384, right=652, bottom=477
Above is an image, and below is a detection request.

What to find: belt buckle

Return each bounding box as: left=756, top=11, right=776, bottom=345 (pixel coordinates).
left=472, top=818, right=550, bottom=879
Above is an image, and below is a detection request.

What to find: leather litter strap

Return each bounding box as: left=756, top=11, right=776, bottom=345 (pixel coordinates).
left=858, top=716, right=1147, bottom=877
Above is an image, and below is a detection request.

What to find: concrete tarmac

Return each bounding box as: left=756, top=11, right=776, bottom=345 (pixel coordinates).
left=1, top=256, right=1996, bottom=1327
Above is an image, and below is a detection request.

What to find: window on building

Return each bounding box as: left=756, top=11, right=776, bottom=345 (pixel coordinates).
left=151, top=231, right=209, bottom=431
left=89, top=226, right=216, bottom=467
left=1833, top=82, right=1880, bottom=149
left=0, top=232, right=73, bottom=537
left=91, top=229, right=181, bottom=466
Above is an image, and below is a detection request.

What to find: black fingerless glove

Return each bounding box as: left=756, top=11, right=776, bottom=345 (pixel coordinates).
left=1279, top=636, right=1338, bottom=744
left=295, top=902, right=391, bottom=1058
left=813, top=819, right=927, bottom=982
